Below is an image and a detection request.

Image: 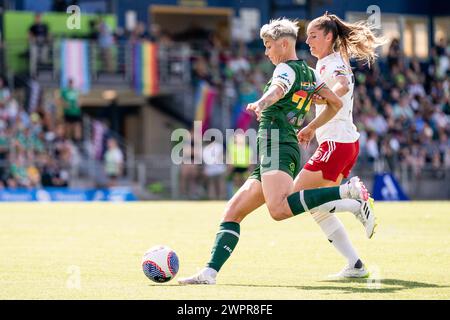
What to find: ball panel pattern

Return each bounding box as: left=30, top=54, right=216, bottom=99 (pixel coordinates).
left=167, top=251, right=179, bottom=276
left=142, top=260, right=171, bottom=283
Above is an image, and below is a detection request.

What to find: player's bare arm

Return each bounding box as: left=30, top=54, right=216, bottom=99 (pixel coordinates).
left=331, top=75, right=350, bottom=97
left=309, top=85, right=342, bottom=128
left=312, top=75, right=349, bottom=104
left=298, top=85, right=342, bottom=144
left=247, top=84, right=284, bottom=121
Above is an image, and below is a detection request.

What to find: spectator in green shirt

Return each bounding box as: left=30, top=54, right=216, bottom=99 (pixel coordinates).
left=60, top=79, right=82, bottom=142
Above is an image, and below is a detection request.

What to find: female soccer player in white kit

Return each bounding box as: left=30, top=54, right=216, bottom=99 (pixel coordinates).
left=294, top=12, right=385, bottom=278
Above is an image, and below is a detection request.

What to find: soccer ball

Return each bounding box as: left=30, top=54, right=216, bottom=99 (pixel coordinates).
left=142, top=245, right=179, bottom=283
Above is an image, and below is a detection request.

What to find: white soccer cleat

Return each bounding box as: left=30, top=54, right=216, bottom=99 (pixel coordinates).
left=345, top=176, right=369, bottom=201
left=355, top=197, right=377, bottom=239
left=178, top=267, right=217, bottom=285
left=328, top=264, right=370, bottom=279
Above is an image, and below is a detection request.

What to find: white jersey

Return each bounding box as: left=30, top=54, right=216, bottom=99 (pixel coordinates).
left=315, top=52, right=360, bottom=145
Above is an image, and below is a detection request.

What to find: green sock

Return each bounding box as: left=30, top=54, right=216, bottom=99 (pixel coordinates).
left=287, top=187, right=341, bottom=216
left=206, top=222, right=240, bottom=272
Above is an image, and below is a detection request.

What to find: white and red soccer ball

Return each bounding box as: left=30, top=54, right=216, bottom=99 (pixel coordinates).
left=142, top=245, right=179, bottom=283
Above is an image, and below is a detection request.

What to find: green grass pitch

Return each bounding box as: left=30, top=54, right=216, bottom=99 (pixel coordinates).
left=1, top=201, right=449, bottom=300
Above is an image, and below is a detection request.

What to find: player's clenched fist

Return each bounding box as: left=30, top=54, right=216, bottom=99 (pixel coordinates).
left=311, top=93, right=327, bottom=105
left=247, top=102, right=263, bottom=121
left=297, top=125, right=316, bottom=147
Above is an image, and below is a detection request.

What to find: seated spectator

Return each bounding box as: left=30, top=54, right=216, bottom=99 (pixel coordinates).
left=393, top=95, right=414, bottom=120
left=202, top=136, right=226, bottom=200
left=9, top=153, right=31, bottom=188
left=179, top=129, right=201, bottom=199
left=104, top=137, right=124, bottom=187
left=366, top=131, right=380, bottom=163
left=41, top=156, right=69, bottom=187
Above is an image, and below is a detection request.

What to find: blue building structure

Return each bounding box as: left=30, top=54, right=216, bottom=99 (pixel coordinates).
left=7, top=0, right=449, bottom=52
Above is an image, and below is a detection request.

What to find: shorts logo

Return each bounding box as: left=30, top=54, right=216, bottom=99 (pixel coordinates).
left=289, top=162, right=295, bottom=173
left=311, top=150, right=323, bottom=162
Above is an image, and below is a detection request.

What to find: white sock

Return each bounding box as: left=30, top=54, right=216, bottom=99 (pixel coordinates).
left=312, top=211, right=360, bottom=267
left=339, top=184, right=350, bottom=199
left=313, top=199, right=361, bottom=215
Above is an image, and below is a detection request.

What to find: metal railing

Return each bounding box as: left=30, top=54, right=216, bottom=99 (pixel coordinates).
left=3, top=39, right=193, bottom=87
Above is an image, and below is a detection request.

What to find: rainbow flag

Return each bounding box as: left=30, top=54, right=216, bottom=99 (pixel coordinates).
left=60, top=39, right=90, bottom=93
left=131, top=41, right=159, bottom=96
left=232, top=90, right=258, bottom=130
left=194, top=81, right=217, bottom=134
left=233, top=103, right=252, bottom=131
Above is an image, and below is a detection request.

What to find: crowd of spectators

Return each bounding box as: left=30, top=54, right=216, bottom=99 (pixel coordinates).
left=0, top=75, right=125, bottom=189
left=351, top=38, right=450, bottom=178
left=9, top=12, right=450, bottom=197
left=0, top=76, right=79, bottom=189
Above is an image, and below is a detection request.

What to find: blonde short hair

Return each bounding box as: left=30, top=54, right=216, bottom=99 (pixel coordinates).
left=260, top=18, right=299, bottom=41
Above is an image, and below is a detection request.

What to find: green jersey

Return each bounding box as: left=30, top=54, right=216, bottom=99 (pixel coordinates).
left=259, top=60, right=324, bottom=145
left=61, top=88, right=81, bottom=117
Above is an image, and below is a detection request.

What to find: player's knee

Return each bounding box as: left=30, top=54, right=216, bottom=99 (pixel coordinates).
left=267, top=204, right=288, bottom=221
left=270, top=212, right=285, bottom=221
left=222, top=205, right=242, bottom=222
left=223, top=198, right=249, bottom=222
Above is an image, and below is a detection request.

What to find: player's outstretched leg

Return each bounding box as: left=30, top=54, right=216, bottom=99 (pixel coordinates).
left=293, top=170, right=373, bottom=277
left=286, top=176, right=369, bottom=217
left=178, top=179, right=265, bottom=285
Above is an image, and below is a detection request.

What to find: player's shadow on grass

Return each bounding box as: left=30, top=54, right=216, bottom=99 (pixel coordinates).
left=226, top=279, right=449, bottom=294
left=316, top=278, right=448, bottom=294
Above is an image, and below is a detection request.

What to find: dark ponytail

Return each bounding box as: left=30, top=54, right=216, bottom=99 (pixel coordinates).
left=311, top=12, right=386, bottom=66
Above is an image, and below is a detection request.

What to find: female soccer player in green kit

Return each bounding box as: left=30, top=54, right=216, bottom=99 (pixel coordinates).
left=178, top=18, right=369, bottom=285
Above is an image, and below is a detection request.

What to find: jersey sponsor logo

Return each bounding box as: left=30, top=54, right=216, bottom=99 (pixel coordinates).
left=274, top=74, right=291, bottom=85
left=300, top=81, right=316, bottom=91
left=333, top=65, right=350, bottom=77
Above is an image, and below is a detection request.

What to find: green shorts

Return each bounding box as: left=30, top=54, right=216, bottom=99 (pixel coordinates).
left=248, top=140, right=301, bottom=181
